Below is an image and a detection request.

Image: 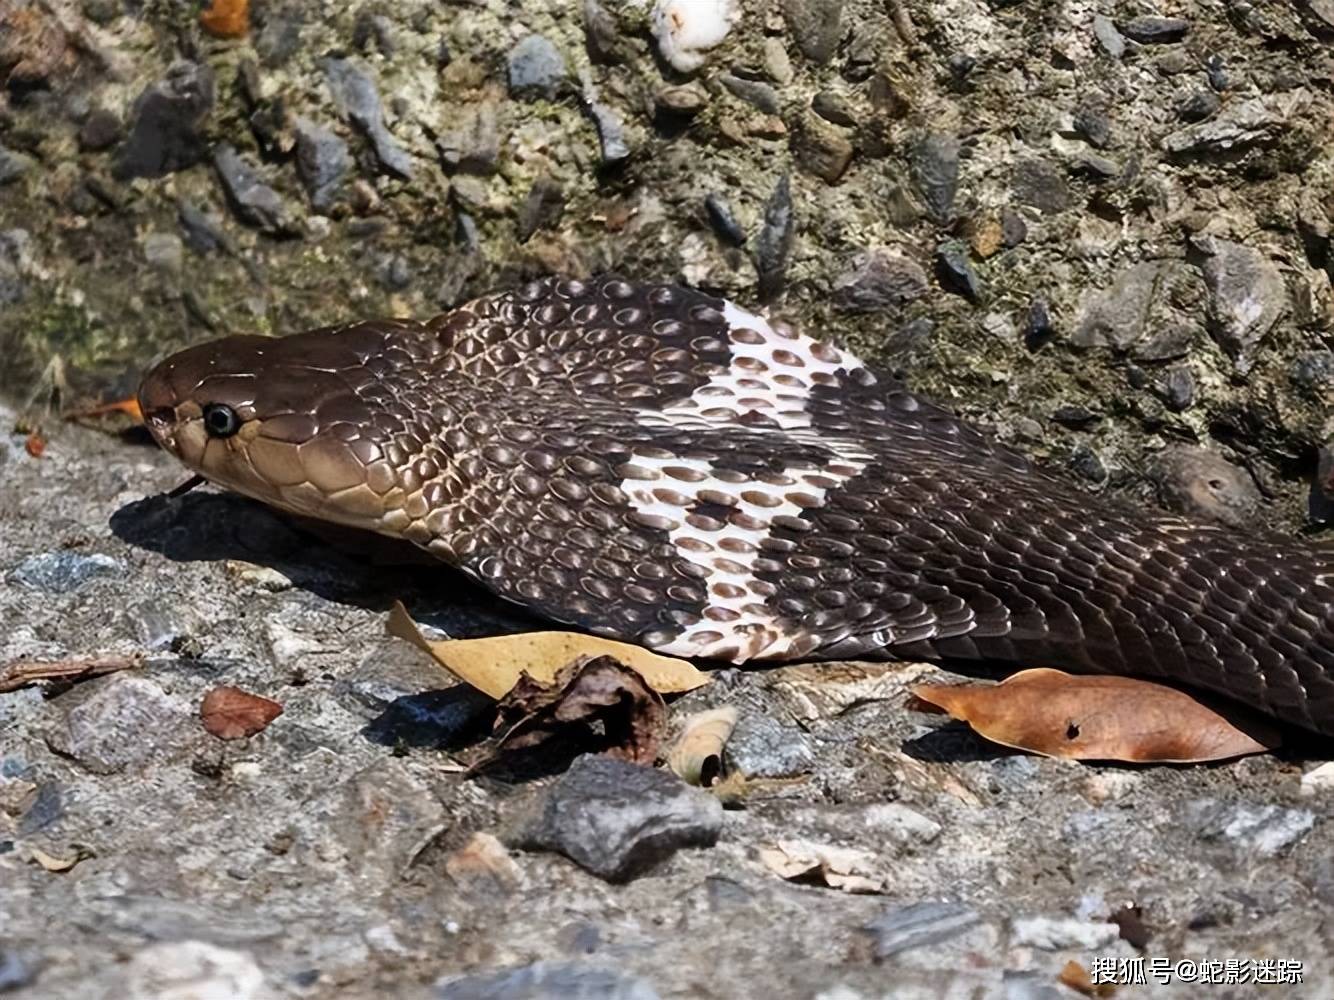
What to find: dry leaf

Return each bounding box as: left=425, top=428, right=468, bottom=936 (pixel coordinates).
left=200, top=685, right=283, bottom=740
left=444, top=832, right=525, bottom=895
left=757, top=839, right=886, bottom=894
left=387, top=601, right=709, bottom=699
left=668, top=707, right=737, bottom=786
left=911, top=668, right=1280, bottom=763
left=0, top=653, right=141, bottom=694
left=28, top=843, right=93, bottom=872
left=1059, top=960, right=1116, bottom=997
left=486, top=655, right=666, bottom=766
left=24, top=431, right=45, bottom=457
left=200, top=0, right=249, bottom=38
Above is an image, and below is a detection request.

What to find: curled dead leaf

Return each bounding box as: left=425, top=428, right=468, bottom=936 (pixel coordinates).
left=667, top=707, right=737, bottom=786
left=28, top=843, right=94, bottom=873
left=200, top=685, right=283, bottom=740
left=478, top=655, right=666, bottom=769
left=200, top=0, right=249, bottom=38
left=1059, top=960, right=1116, bottom=997
left=911, top=668, right=1280, bottom=764
left=387, top=601, right=709, bottom=699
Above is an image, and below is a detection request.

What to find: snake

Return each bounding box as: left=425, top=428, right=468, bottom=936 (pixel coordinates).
left=136, top=277, right=1334, bottom=735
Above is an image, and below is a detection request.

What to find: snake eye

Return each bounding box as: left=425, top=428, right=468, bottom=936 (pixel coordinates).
left=202, top=403, right=241, bottom=438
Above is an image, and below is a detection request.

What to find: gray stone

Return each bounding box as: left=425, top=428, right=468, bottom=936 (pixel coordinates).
left=1011, top=157, right=1070, bottom=214
left=793, top=114, right=853, bottom=184
left=756, top=172, right=794, bottom=300
left=75, top=895, right=285, bottom=946
left=77, top=108, right=122, bottom=151
left=1073, top=151, right=1121, bottom=178
left=811, top=90, right=856, bottom=128
left=177, top=201, right=231, bottom=255
left=112, top=60, right=216, bottom=180
left=584, top=99, right=631, bottom=166
left=436, top=961, right=659, bottom=1000
left=720, top=74, right=780, bottom=115
left=1092, top=15, right=1125, bottom=58
left=1196, top=238, right=1286, bottom=365
left=0, top=950, right=34, bottom=992
left=517, top=176, right=566, bottom=243
left=322, top=57, right=413, bottom=179
left=1072, top=261, right=1165, bottom=350
left=142, top=232, right=184, bottom=275
left=863, top=902, right=981, bottom=959
left=704, top=194, right=746, bottom=247
left=0, top=146, right=34, bottom=185
left=1000, top=208, right=1027, bottom=247
left=1163, top=98, right=1281, bottom=155
left=294, top=117, right=351, bottom=211
left=1072, top=104, right=1111, bottom=149
left=911, top=133, right=960, bottom=225
left=1119, top=16, right=1190, bottom=43
left=1011, top=916, right=1118, bottom=950
left=8, top=552, right=124, bottom=593
left=1179, top=91, right=1221, bottom=122
left=436, top=104, right=501, bottom=175
left=1187, top=799, right=1316, bottom=858
left=0, top=228, right=32, bottom=305
left=832, top=247, right=929, bottom=312
left=506, top=756, right=722, bottom=882
left=45, top=674, right=191, bottom=775
left=1150, top=445, right=1261, bottom=528
left=783, top=0, right=843, bottom=65
left=1159, top=366, right=1195, bottom=411
left=725, top=712, right=815, bottom=778
left=507, top=35, right=568, bottom=101
left=212, top=145, right=299, bottom=236
left=934, top=243, right=984, bottom=303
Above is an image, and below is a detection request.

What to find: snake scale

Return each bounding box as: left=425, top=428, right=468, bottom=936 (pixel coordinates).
left=137, top=278, right=1334, bottom=735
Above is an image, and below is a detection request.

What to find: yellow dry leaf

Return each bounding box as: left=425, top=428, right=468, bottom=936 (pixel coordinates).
left=386, top=601, right=710, bottom=699
left=668, top=706, right=737, bottom=786
left=757, top=838, right=886, bottom=894
left=28, top=844, right=93, bottom=872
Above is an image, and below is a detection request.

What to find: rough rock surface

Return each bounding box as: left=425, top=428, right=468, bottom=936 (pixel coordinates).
left=1, top=0, right=1332, bottom=996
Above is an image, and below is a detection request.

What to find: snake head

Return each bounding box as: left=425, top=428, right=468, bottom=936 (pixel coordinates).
left=138, top=321, right=447, bottom=534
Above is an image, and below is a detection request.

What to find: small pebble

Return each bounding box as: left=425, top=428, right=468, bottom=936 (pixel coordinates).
left=506, top=35, right=568, bottom=101
left=8, top=552, right=124, bottom=593
left=934, top=243, right=984, bottom=303
left=862, top=902, right=981, bottom=959
left=1119, top=16, right=1190, bottom=44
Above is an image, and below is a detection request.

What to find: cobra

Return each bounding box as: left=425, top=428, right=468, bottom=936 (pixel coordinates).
left=137, top=278, right=1334, bottom=735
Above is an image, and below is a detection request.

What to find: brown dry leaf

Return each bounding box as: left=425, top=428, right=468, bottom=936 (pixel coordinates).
left=757, top=839, right=886, bottom=894
left=488, top=655, right=666, bottom=765
left=199, top=0, right=249, bottom=38
left=911, top=668, right=1280, bottom=763
left=387, top=601, right=709, bottom=699
left=1059, top=960, right=1116, bottom=997
left=667, top=707, right=737, bottom=786
left=200, top=685, right=283, bottom=740
left=444, top=832, right=525, bottom=895
left=0, top=653, right=142, bottom=694
left=24, top=431, right=45, bottom=457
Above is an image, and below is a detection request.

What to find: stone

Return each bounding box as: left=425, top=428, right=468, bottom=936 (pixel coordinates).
left=1149, top=445, right=1261, bottom=528
left=756, top=172, right=794, bottom=300
left=1072, top=104, right=1111, bottom=149
left=177, top=201, right=230, bottom=255
left=1000, top=208, right=1027, bottom=247
left=1072, top=261, right=1165, bottom=350
left=783, top=0, right=843, bottom=65
left=1069, top=444, right=1107, bottom=483
left=811, top=90, right=856, bottom=128
left=293, top=117, right=350, bottom=211
left=831, top=247, right=929, bottom=312
left=1162, top=98, right=1281, bottom=155
left=1300, top=761, right=1334, bottom=796
left=1011, top=916, right=1119, bottom=950
left=0, top=951, right=35, bottom=992
left=507, top=35, right=567, bottom=101
left=584, top=98, right=631, bottom=166
left=934, top=243, right=983, bottom=303
left=655, top=83, right=710, bottom=117
left=763, top=37, right=793, bottom=84
left=1159, top=366, right=1195, bottom=411
left=863, top=902, right=981, bottom=959
left=142, top=232, right=184, bottom=275
left=436, top=961, right=659, bottom=1000
left=112, top=60, right=216, bottom=180
left=1196, top=237, right=1287, bottom=366
left=0, top=145, right=34, bottom=185
left=212, top=145, right=298, bottom=236
left=704, top=193, right=746, bottom=246
left=1187, top=799, right=1315, bottom=859
left=75, top=896, right=286, bottom=947
left=720, top=74, right=780, bottom=115
left=78, top=108, right=122, bottom=151
left=1092, top=15, right=1125, bottom=58
left=121, top=941, right=271, bottom=1000
left=0, top=228, right=32, bottom=305
left=322, top=57, right=413, bottom=179
left=793, top=114, right=853, bottom=183
left=1011, top=157, right=1070, bottom=214
left=506, top=756, right=722, bottom=882
left=1118, top=16, right=1190, bottom=43
left=1025, top=297, right=1054, bottom=348
left=45, top=674, right=192, bottom=775
left=436, top=104, right=500, bottom=175
left=726, top=712, right=815, bottom=777
left=1179, top=91, right=1221, bottom=122
left=861, top=803, right=942, bottom=846
left=8, top=551, right=123, bottom=593
left=329, top=759, right=450, bottom=878
left=911, top=133, right=960, bottom=225
left=517, top=176, right=566, bottom=243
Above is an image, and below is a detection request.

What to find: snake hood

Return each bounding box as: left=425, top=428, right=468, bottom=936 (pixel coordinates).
left=139, top=278, right=1334, bottom=735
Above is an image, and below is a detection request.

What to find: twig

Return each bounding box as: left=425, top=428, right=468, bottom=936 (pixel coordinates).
left=0, top=654, right=144, bottom=694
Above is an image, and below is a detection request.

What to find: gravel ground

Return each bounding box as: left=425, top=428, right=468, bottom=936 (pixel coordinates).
left=2, top=407, right=1332, bottom=1000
